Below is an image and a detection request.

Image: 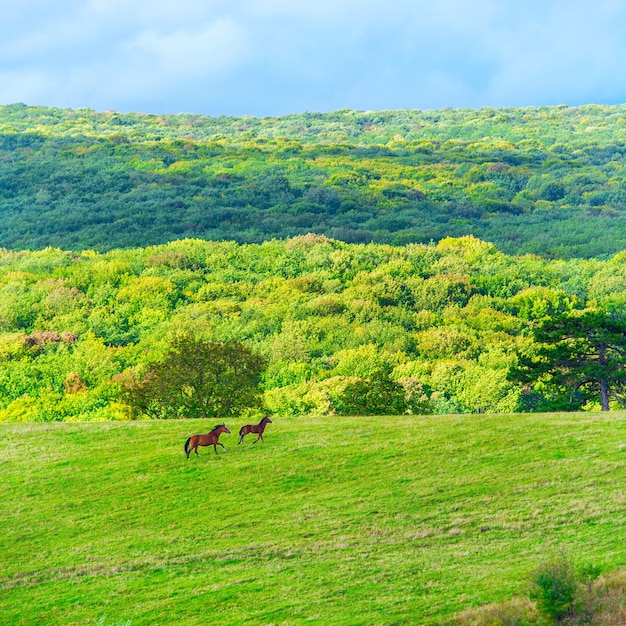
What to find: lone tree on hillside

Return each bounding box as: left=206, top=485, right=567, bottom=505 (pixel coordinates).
left=120, top=334, right=266, bottom=419
left=512, top=308, right=626, bottom=411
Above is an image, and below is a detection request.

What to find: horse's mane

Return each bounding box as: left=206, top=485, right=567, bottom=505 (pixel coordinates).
left=211, top=423, right=225, bottom=432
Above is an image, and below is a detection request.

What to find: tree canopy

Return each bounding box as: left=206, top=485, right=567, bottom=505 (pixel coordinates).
left=0, top=235, right=625, bottom=421
left=513, top=309, right=626, bottom=411
left=120, top=334, right=265, bottom=419
left=2, top=104, right=626, bottom=257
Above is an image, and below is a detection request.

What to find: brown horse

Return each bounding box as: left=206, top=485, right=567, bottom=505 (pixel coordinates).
left=238, top=416, right=272, bottom=445
left=184, top=424, right=231, bottom=458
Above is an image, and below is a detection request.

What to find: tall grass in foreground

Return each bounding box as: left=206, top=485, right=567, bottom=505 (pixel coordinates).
left=1, top=412, right=625, bottom=624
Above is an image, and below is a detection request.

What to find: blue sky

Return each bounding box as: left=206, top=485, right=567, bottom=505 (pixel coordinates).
left=2, top=0, right=626, bottom=116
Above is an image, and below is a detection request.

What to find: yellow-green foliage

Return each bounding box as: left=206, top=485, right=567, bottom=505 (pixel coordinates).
left=0, top=235, right=624, bottom=421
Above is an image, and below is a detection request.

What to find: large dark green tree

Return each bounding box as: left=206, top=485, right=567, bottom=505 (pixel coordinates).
left=513, top=308, right=626, bottom=411
left=120, top=334, right=266, bottom=419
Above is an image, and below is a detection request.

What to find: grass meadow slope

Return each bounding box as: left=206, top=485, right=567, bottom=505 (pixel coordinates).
left=2, top=412, right=626, bottom=625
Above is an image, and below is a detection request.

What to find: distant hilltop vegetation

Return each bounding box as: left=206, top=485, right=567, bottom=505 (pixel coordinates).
left=2, top=103, right=626, bottom=257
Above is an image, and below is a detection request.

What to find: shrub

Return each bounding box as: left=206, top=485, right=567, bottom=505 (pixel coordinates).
left=529, top=552, right=577, bottom=621
left=264, top=380, right=335, bottom=416
left=336, top=372, right=407, bottom=415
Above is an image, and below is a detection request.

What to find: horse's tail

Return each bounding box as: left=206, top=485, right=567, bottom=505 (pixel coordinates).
left=184, top=437, right=191, bottom=457
left=239, top=426, right=245, bottom=437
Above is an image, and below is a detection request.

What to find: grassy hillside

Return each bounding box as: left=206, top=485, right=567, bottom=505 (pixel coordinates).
left=2, top=411, right=625, bottom=624
left=3, top=103, right=626, bottom=256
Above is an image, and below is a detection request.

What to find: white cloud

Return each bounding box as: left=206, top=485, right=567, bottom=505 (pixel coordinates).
left=125, top=19, right=249, bottom=77
left=82, top=0, right=231, bottom=27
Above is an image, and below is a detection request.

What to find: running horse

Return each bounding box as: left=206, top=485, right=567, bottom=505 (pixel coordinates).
left=238, top=416, right=273, bottom=445
left=184, top=424, right=231, bottom=458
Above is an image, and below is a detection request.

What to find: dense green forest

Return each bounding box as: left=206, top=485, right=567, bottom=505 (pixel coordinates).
left=3, top=103, right=626, bottom=257
left=1, top=235, right=625, bottom=422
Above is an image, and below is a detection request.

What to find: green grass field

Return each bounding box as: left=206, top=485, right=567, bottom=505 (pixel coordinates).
left=2, top=412, right=626, bottom=625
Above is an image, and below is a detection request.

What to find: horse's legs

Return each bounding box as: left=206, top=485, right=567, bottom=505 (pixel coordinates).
left=213, top=444, right=218, bottom=455
left=191, top=439, right=200, bottom=456
left=219, top=442, right=226, bottom=450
